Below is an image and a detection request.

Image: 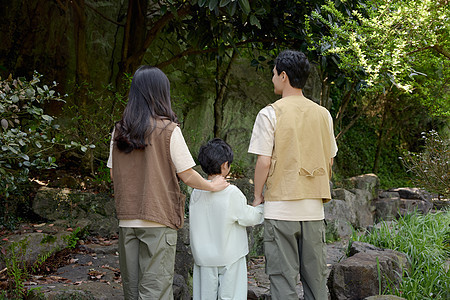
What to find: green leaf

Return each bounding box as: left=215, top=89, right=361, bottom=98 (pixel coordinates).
left=11, top=95, right=19, bottom=103
left=80, top=146, right=87, bottom=153
left=250, top=15, right=261, bottom=29
left=219, top=0, right=231, bottom=7
left=209, top=0, right=219, bottom=10
left=35, top=141, right=42, bottom=148
left=198, top=0, right=207, bottom=7
left=42, top=115, right=54, bottom=122
left=238, top=0, right=250, bottom=15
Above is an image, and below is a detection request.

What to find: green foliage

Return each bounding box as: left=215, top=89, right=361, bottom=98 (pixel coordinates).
left=309, top=0, right=449, bottom=93
left=0, top=238, right=43, bottom=299
left=402, top=130, right=450, bottom=198
left=0, top=73, right=78, bottom=228
left=0, top=73, right=62, bottom=199
left=63, top=227, right=87, bottom=249
left=334, top=116, right=412, bottom=189
left=353, top=211, right=450, bottom=299
left=61, top=83, right=127, bottom=176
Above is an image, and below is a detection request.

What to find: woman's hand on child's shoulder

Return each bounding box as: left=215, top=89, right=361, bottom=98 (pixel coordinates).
left=210, top=175, right=229, bottom=192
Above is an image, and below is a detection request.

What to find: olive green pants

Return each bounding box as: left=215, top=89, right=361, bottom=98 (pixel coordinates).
left=119, top=227, right=177, bottom=300
left=264, top=219, right=328, bottom=300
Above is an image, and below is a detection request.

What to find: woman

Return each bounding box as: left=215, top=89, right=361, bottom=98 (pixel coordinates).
left=107, top=66, right=228, bottom=299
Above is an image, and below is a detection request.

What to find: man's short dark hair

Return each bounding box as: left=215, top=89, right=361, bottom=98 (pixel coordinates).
left=198, top=138, right=234, bottom=176
left=274, top=50, right=310, bottom=89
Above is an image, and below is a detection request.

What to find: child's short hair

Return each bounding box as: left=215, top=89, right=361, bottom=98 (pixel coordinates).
left=198, top=138, right=234, bottom=176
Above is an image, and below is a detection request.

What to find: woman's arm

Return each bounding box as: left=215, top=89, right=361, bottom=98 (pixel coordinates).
left=177, top=168, right=229, bottom=192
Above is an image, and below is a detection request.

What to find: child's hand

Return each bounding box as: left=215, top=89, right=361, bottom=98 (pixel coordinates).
left=210, top=175, right=229, bottom=191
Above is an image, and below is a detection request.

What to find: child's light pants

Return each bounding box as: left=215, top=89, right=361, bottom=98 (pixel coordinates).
left=193, top=256, right=248, bottom=300
left=119, top=227, right=177, bottom=300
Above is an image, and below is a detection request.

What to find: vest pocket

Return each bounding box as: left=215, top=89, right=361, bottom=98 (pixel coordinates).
left=299, top=167, right=326, bottom=177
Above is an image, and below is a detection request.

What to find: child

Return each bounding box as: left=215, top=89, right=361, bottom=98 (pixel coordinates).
left=107, top=66, right=228, bottom=299
left=189, top=138, right=264, bottom=300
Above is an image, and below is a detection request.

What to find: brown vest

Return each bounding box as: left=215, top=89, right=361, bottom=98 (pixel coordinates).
left=265, top=95, right=333, bottom=202
left=112, top=120, right=186, bottom=229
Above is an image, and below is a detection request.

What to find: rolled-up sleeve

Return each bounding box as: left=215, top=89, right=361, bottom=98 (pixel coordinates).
left=248, top=106, right=276, bottom=157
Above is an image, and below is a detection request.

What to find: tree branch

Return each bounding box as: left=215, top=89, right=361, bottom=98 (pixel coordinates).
left=407, top=45, right=450, bottom=59
left=156, top=38, right=279, bottom=69
left=85, top=2, right=124, bottom=27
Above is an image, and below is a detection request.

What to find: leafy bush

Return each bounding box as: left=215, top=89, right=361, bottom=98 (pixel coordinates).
left=402, top=130, right=449, bottom=199
left=353, top=211, right=450, bottom=299
left=0, top=72, right=86, bottom=228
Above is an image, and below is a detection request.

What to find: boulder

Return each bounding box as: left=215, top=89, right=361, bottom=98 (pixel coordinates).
left=374, top=192, right=401, bottom=222
left=175, top=221, right=193, bottom=284
left=33, top=187, right=118, bottom=237
left=346, top=174, right=380, bottom=199
left=327, top=188, right=375, bottom=234
left=328, top=242, right=410, bottom=300
left=324, top=197, right=354, bottom=240
left=388, top=188, right=432, bottom=201
left=0, top=231, right=74, bottom=269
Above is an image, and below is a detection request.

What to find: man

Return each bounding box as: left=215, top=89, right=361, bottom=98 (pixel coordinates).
left=249, top=50, right=338, bottom=299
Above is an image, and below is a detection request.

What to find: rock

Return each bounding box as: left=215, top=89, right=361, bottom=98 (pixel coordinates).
left=33, top=187, right=118, bottom=237
left=388, top=188, right=431, bottom=201
left=398, top=198, right=433, bottom=216
left=346, top=174, right=380, bottom=199
left=248, top=223, right=264, bottom=256
left=327, top=188, right=375, bottom=234
left=328, top=243, right=410, bottom=300
left=325, top=198, right=354, bottom=239
left=175, top=222, right=193, bottom=284
left=1, top=231, right=73, bottom=269
left=173, top=274, right=190, bottom=300
left=374, top=195, right=401, bottom=222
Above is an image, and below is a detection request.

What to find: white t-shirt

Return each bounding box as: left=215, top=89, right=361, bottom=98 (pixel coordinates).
left=248, top=105, right=338, bottom=221
left=107, top=126, right=195, bottom=227
left=190, top=185, right=264, bottom=266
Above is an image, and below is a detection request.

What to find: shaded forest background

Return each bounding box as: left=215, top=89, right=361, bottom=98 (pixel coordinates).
left=0, top=0, right=448, bottom=226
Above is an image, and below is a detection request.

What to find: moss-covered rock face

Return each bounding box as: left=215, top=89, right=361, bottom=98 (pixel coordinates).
left=180, top=58, right=324, bottom=174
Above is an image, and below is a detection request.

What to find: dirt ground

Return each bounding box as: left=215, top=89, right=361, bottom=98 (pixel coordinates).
left=1, top=223, right=348, bottom=299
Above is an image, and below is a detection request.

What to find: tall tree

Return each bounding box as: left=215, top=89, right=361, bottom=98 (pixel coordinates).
left=307, top=0, right=450, bottom=172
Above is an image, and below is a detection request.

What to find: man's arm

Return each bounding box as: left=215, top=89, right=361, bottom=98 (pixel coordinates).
left=253, top=155, right=271, bottom=206
left=177, top=168, right=229, bottom=191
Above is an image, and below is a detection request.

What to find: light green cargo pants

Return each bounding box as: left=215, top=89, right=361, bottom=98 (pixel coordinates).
left=119, top=227, right=177, bottom=300
left=264, top=219, right=328, bottom=300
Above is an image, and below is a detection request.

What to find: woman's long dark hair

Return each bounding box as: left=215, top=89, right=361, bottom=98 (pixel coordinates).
left=115, top=66, right=178, bottom=153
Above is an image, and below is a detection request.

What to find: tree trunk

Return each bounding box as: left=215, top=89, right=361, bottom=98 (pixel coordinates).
left=115, top=2, right=191, bottom=89
left=116, top=0, right=148, bottom=89
left=373, top=97, right=388, bottom=173
left=72, top=0, right=90, bottom=108
left=213, top=51, right=237, bottom=138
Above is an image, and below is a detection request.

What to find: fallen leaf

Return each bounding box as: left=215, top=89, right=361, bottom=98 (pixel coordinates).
left=35, top=230, right=43, bottom=233
left=2, top=238, right=8, bottom=242
left=33, top=223, right=46, bottom=228
left=69, top=258, right=79, bottom=264
left=74, top=281, right=83, bottom=285
left=48, top=224, right=54, bottom=227
left=67, top=228, right=73, bottom=232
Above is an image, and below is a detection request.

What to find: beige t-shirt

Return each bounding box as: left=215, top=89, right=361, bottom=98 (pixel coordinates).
left=248, top=105, right=338, bottom=221
left=107, top=126, right=195, bottom=227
